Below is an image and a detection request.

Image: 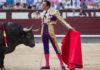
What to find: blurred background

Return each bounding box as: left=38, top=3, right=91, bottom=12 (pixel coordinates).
left=0, top=0, right=100, bottom=10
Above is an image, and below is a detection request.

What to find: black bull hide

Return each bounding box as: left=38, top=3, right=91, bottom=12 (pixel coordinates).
left=0, top=22, right=35, bottom=69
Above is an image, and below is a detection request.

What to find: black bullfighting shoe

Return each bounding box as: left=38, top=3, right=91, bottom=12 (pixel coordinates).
left=40, top=66, right=50, bottom=69
left=61, top=66, right=66, bottom=70
left=0, top=67, right=6, bottom=70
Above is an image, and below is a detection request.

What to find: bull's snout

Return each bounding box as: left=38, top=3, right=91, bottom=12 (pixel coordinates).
left=29, top=42, right=35, bottom=47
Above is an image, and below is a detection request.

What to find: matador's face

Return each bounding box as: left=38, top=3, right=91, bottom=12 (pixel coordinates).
left=42, top=2, right=49, bottom=10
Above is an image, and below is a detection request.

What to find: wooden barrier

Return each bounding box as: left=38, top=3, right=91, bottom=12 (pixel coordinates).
left=0, top=9, right=100, bottom=35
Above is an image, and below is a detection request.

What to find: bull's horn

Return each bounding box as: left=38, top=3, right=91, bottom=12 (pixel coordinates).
left=23, top=27, right=32, bottom=32
left=32, top=28, right=40, bottom=32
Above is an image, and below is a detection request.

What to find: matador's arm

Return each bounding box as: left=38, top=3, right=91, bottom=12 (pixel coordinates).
left=54, top=10, right=73, bottom=29
left=31, top=11, right=42, bottom=19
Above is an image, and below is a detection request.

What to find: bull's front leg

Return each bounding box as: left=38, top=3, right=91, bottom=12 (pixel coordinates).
left=0, top=48, right=5, bottom=70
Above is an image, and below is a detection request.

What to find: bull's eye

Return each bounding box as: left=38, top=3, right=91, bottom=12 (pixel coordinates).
left=26, top=33, right=32, bottom=38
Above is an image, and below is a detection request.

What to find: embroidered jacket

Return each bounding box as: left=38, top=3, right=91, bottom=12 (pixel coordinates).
left=31, top=8, right=73, bottom=36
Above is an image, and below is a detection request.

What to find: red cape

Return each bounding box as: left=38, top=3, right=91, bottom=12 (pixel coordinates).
left=61, top=30, right=83, bottom=70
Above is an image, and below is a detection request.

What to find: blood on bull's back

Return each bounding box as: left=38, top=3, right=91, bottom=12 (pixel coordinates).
left=0, top=22, right=35, bottom=54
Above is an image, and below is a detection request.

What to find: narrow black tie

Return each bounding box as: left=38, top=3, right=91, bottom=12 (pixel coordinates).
left=43, top=11, right=47, bottom=23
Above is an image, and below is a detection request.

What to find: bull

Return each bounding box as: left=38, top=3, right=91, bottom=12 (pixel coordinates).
left=0, top=22, right=35, bottom=70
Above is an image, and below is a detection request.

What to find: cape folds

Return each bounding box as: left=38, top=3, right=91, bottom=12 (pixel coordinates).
left=61, top=30, right=83, bottom=70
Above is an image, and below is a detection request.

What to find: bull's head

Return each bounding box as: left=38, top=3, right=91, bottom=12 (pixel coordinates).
left=22, top=27, right=35, bottom=47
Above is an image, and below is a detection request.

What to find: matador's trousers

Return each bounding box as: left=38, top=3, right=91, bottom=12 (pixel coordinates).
left=42, top=23, right=59, bottom=54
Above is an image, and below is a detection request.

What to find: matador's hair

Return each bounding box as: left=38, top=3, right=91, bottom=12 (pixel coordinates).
left=43, top=0, right=51, bottom=8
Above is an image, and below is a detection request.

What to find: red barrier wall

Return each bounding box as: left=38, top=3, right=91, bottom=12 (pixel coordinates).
left=0, top=10, right=100, bottom=35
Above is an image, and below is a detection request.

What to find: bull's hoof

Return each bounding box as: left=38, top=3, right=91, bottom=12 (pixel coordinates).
left=0, top=67, right=6, bottom=70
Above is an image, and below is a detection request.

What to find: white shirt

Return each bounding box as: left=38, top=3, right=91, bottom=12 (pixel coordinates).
left=14, top=0, right=27, bottom=4
left=0, top=0, right=6, bottom=5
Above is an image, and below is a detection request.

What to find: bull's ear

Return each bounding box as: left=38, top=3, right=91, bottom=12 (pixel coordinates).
left=23, top=27, right=32, bottom=32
